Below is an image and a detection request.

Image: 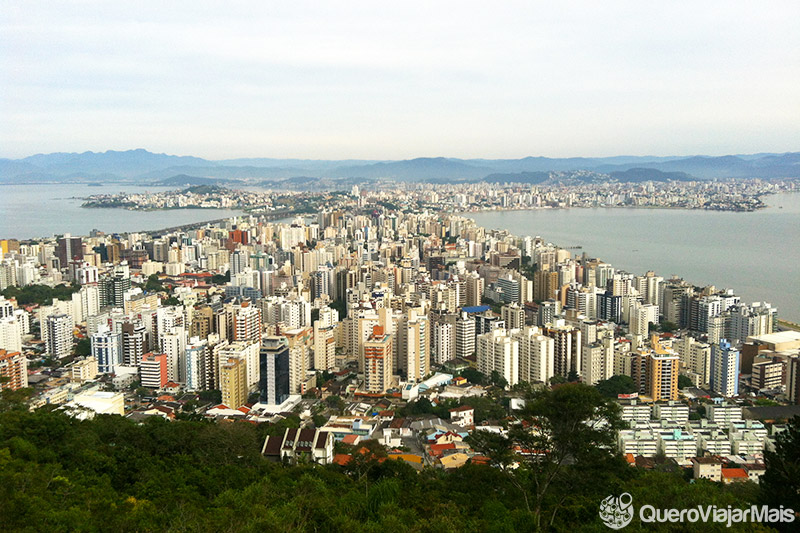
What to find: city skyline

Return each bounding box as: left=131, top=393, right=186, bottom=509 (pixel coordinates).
left=2, top=1, right=800, bottom=159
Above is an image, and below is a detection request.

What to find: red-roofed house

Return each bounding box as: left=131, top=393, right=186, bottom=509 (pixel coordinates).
left=429, top=442, right=457, bottom=458
left=163, top=382, right=181, bottom=394
left=721, top=468, right=749, bottom=484
left=342, top=434, right=361, bottom=446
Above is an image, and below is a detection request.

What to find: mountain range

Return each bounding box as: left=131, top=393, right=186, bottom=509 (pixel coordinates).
left=1, top=149, right=799, bottom=187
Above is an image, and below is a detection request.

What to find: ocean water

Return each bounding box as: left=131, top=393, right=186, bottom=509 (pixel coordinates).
left=0, top=183, right=244, bottom=239
left=467, top=193, right=800, bottom=322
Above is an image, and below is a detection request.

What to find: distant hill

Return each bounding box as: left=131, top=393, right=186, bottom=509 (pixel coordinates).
left=154, top=174, right=242, bottom=186
left=328, top=157, right=494, bottom=181
left=21, top=149, right=211, bottom=178
left=483, top=171, right=551, bottom=184
left=608, top=168, right=695, bottom=182
left=2, top=149, right=799, bottom=185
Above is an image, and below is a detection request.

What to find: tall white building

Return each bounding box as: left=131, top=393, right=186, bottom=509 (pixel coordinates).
left=514, top=326, right=554, bottom=384
left=432, top=321, right=454, bottom=365
left=313, top=306, right=338, bottom=371
left=215, top=340, right=261, bottom=389
left=396, top=308, right=430, bottom=383
left=46, top=313, right=73, bottom=358
left=710, top=339, right=740, bottom=397
left=92, top=326, right=122, bottom=374
left=476, top=328, right=519, bottom=387
left=675, top=336, right=711, bottom=386
left=185, top=337, right=209, bottom=391
left=0, top=315, right=23, bottom=353
left=161, top=326, right=187, bottom=383
left=455, top=314, right=476, bottom=360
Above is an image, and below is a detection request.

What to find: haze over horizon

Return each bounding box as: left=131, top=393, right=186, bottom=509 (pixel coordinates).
left=2, top=1, right=800, bottom=159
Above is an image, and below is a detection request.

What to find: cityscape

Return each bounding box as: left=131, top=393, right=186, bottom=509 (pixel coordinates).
left=1, top=175, right=799, bottom=529
left=2, top=2, right=800, bottom=532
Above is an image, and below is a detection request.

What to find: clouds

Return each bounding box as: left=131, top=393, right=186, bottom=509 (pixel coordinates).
left=1, top=1, right=799, bottom=159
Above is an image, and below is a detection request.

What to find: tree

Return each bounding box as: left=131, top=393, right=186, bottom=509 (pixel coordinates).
left=490, top=370, right=508, bottom=389
left=198, top=390, right=222, bottom=404
left=469, top=383, right=625, bottom=530
left=144, top=274, right=164, bottom=292
left=677, top=374, right=694, bottom=389
left=135, top=386, right=152, bottom=398
left=761, top=415, right=800, bottom=520
left=461, top=368, right=485, bottom=385
left=325, top=395, right=345, bottom=413
left=329, top=299, right=347, bottom=319
left=211, top=271, right=230, bottom=285
left=659, top=320, right=678, bottom=333
left=74, top=337, right=91, bottom=357
left=595, top=375, right=637, bottom=399
left=566, top=369, right=580, bottom=383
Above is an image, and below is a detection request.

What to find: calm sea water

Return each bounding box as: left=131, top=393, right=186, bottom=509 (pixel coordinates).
left=468, top=193, right=800, bottom=322
left=0, top=183, right=244, bottom=239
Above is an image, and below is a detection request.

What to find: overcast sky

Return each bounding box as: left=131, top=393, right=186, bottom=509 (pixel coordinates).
left=2, top=1, right=799, bottom=160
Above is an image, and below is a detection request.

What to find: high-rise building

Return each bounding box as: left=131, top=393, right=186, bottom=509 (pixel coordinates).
left=260, top=336, right=290, bottom=405
left=465, top=273, right=484, bottom=308
left=284, top=327, right=313, bottom=394
left=501, top=303, right=525, bottom=330
left=514, top=326, right=554, bottom=384
left=215, top=340, right=261, bottom=389
left=534, top=270, right=559, bottom=302
left=233, top=302, right=262, bottom=343
left=313, top=307, right=338, bottom=371
left=220, top=358, right=248, bottom=408
left=674, top=336, right=711, bottom=387
left=45, top=314, right=73, bottom=358
left=160, top=326, right=187, bottom=383
left=537, top=299, right=560, bottom=327
left=476, top=328, right=519, bottom=387
left=431, top=320, right=453, bottom=365
left=56, top=234, right=83, bottom=270
left=455, top=313, right=476, bottom=360
left=99, top=271, right=132, bottom=308
left=581, top=342, right=613, bottom=386
left=496, top=275, right=521, bottom=304
left=396, top=309, right=429, bottom=383
left=139, top=352, right=168, bottom=389
left=0, top=315, right=23, bottom=353
left=363, top=326, right=393, bottom=393
left=631, top=337, right=680, bottom=401
left=544, top=326, right=581, bottom=378
left=725, top=303, right=777, bottom=345
left=121, top=322, right=147, bottom=366
left=787, top=356, right=800, bottom=405
left=91, top=326, right=121, bottom=374
left=185, top=338, right=209, bottom=391
left=0, top=349, right=27, bottom=390
left=710, top=339, right=740, bottom=397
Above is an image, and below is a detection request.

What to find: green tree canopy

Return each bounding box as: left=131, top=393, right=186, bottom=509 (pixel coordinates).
left=761, top=415, right=800, bottom=519
left=469, top=383, right=625, bottom=530
left=595, top=375, right=638, bottom=399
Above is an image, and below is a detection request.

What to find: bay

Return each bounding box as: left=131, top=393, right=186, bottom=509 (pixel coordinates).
left=467, top=192, right=800, bottom=322
left=0, top=183, right=244, bottom=239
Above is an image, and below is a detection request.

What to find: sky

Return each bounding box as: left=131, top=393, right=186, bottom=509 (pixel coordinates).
left=2, top=1, right=799, bottom=160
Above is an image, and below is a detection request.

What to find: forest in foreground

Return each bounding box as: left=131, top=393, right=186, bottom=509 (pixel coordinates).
left=1, top=384, right=797, bottom=532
